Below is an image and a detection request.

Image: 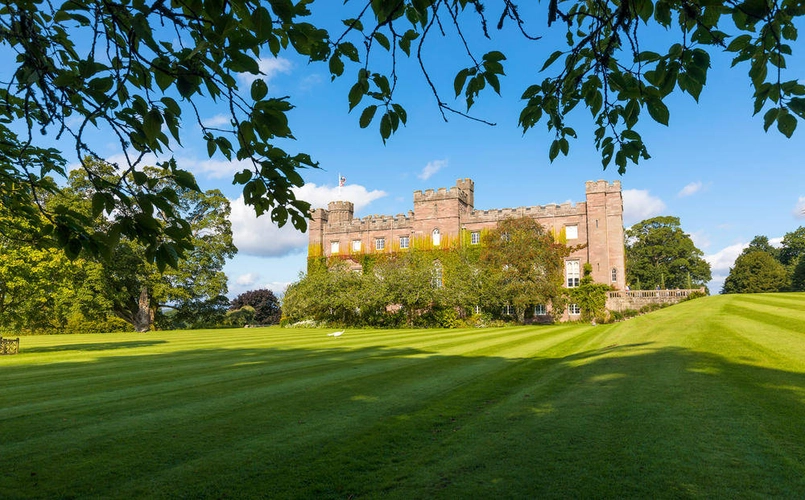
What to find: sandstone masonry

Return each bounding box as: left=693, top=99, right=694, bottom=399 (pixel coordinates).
left=309, top=179, right=627, bottom=292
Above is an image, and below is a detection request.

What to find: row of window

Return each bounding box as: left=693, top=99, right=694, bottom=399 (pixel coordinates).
left=501, top=304, right=578, bottom=316
left=565, top=260, right=619, bottom=287
left=330, top=224, right=584, bottom=255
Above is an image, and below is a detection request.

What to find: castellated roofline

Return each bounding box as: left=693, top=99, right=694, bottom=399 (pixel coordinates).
left=469, top=201, right=586, bottom=219
left=413, top=178, right=474, bottom=205
left=585, top=179, right=621, bottom=193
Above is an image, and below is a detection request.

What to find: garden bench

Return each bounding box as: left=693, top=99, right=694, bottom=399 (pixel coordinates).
left=0, top=336, right=20, bottom=355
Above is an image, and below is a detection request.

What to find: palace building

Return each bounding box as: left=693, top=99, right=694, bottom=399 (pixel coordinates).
left=308, top=178, right=626, bottom=292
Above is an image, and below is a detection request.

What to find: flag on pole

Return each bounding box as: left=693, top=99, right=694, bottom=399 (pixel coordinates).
left=339, top=175, right=346, bottom=187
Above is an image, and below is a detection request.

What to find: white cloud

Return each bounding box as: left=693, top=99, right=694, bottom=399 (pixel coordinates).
left=705, top=242, right=749, bottom=294
left=418, top=159, right=447, bottom=180
left=238, top=57, right=293, bottom=87
left=769, top=236, right=784, bottom=247
left=235, top=273, right=260, bottom=286
left=705, top=243, right=748, bottom=274
left=294, top=182, right=387, bottom=212
left=229, top=195, right=309, bottom=258
left=299, top=73, right=324, bottom=92
left=190, top=158, right=252, bottom=179
left=678, top=181, right=703, bottom=197
left=794, top=196, right=805, bottom=219
left=202, top=114, right=230, bottom=128
left=228, top=278, right=292, bottom=299
left=622, top=189, right=667, bottom=227
left=228, top=182, right=386, bottom=258
left=689, top=231, right=711, bottom=250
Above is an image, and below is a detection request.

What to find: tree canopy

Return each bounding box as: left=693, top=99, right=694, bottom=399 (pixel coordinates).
left=2, top=1, right=805, bottom=265
left=723, top=225, right=805, bottom=293
left=625, top=216, right=711, bottom=289
left=230, top=289, right=282, bottom=325
left=722, top=250, right=789, bottom=293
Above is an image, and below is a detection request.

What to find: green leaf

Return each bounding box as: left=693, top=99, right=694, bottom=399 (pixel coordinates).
left=251, top=79, right=268, bottom=101
left=454, top=68, right=470, bottom=97
left=374, top=32, right=390, bottom=50
left=549, top=140, right=560, bottom=162
left=342, top=18, right=364, bottom=31
left=379, top=112, right=392, bottom=141
left=763, top=107, right=779, bottom=131
left=777, top=112, right=797, bottom=138
left=233, top=169, right=253, bottom=184
left=91, top=192, right=106, bottom=218
left=359, top=105, right=378, bottom=128
left=348, top=81, right=366, bottom=111
left=541, top=50, right=563, bottom=72
left=646, top=99, right=670, bottom=126
left=329, top=55, right=344, bottom=78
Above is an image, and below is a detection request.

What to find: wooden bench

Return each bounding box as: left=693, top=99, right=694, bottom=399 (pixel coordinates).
left=0, top=336, right=20, bottom=355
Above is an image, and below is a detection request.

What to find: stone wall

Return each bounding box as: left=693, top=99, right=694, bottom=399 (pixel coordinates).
left=605, top=288, right=706, bottom=312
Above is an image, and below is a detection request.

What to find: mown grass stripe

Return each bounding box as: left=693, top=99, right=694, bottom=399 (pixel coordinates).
left=2, top=294, right=805, bottom=498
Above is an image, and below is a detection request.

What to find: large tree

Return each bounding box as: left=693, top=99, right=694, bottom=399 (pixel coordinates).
left=626, top=216, right=711, bottom=290
left=480, top=217, right=571, bottom=322
left=230, top=289, right=282, bottom=325
left=722, top=251, right=789, bottom=293
left=2, top=1, right=805, bottom=265
left=56, top=163, right=237, bottom=331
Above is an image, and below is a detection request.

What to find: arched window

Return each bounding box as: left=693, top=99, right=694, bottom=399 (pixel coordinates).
left=432, top=228, right=441, bottom=246
left=611, top=267, right=618, bottom=283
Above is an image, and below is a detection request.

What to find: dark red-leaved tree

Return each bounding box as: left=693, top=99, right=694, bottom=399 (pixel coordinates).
left=230, top=289, right=281, bottom=325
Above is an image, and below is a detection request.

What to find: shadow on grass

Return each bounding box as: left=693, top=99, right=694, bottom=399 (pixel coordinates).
left=1, top=339, right=804, bottom=499
left=21, top=340, right=168, bottom=353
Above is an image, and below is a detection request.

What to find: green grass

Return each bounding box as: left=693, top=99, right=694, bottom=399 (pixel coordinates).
left=2, top=293, right=805, bottom=498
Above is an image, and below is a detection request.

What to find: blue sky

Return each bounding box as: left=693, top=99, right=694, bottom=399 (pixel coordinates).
left=5, top=3, right=804, bottom=295
left=212, top=5, right=804, bottom=297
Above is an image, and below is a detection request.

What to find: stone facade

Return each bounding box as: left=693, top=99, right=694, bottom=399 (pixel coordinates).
left=309, top=179, right=627, bottom=293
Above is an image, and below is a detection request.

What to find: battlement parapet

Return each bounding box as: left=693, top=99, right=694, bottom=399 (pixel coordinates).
left=413, top=185, right=470, bottom=204
left=468, top=201, right=586, bottom=220
left=585, top=179, right=622, bottom=194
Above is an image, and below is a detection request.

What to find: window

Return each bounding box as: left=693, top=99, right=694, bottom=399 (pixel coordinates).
left=503, top=304, right=515, bottom=315
left=568, top=303, right=581, bottom=315
left=566, top=225, right=579, bottom=239
left=432, top=228, right=441, bottom=246
left=330, top=241, right=340, bottom=254
left=471, top=232, right=480, bottom=245
left=352, top=240, right=361, bottom=252
left=501, top=232, right=510, bottom=242
left=399, top=236, right=409, bottom=249
left=566, top=260, right=580, bottom=288
left=474, top=305, right=481, bottom=315
left=611, top=267, right=618, bottom=283
left=431, top=262, right=443, bottom=289
left=535, top=304, right=547, bottom=316
left=375, top=238, right=385, bottom=251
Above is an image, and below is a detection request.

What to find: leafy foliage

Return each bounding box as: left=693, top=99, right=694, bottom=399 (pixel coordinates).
left=230, top=289, right=282, bottom=325
left=480, top=217, right=573, bottom=322
left=625, top=216, right=711, bottom=289
left=724, top=225, right=804, bottom=292
left=569, top=263, right=612, bottom=322
left=3, top=1, right=805, bottom=267
left=284, top=216, right=573, bottom=326
left=0, top=0, right=317, bottom=266
left=722, top=250, right=789, bottom=293
left=0, top=160, right=236, bottom=333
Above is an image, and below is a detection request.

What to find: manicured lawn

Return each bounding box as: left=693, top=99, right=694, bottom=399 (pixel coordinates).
left=2, top=293, right=804, bottom=498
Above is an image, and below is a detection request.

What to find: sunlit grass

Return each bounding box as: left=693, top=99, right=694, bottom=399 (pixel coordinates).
left=2, top=293, right=804, bottom=498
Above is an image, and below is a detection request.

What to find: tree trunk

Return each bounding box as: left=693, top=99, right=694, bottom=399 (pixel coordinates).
left=133, top=287, right=153, bottom=332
